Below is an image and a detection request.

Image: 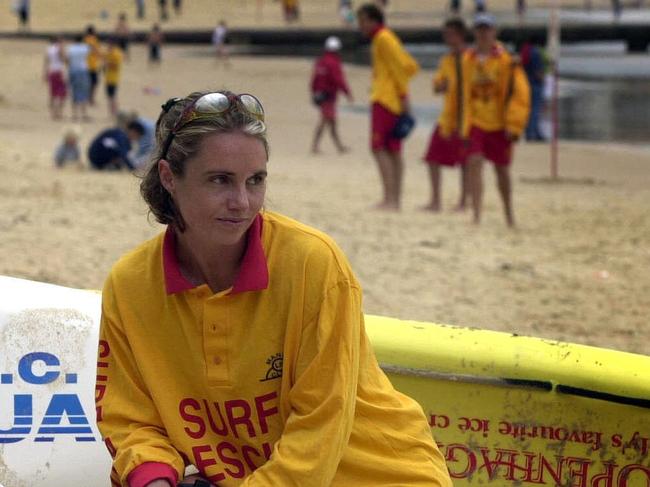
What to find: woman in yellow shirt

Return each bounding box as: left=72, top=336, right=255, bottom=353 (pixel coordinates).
left=96, top=90, right=452, bottom=487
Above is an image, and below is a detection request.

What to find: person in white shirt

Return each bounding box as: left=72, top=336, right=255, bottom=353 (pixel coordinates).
left=43, top=36, right=67, bottom=120
left=212, top=20, right=230, bottom=66
left=66, top=35, right=92, bottom=121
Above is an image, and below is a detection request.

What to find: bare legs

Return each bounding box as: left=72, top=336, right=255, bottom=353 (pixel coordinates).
left=495, top=163, right=515, bottom=227
left=423, top=163, right=441, bottom=211
left=457, top=162, right=470, bottom=211
left=108, top=96, right=118, bottom=118
left=468, top=155, right=514, bottom=227
left=373, top=149, right=403, bottom=210
left=71, top=101, right=89, bottom=122
left=311, top=118, right=348, bottom=154
left=423, top=162, right=469, bottom=212
left=49, top=96, right=64, bottom=120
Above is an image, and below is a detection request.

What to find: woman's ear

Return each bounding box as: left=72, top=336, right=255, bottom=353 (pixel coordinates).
left=158, top=159, right=175, bottom=196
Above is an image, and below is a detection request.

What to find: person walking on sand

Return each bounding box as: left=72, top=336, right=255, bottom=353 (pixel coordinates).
left=520, top=36, right=545, bottom=141
left=115, top=12, right=131, bottom=61
left=212, top=20, right=230, bottom=66
left=422, top=18, right=469, bottom=212
left=44, top=36, right=67, bottom=120
left=310, top=36, right=354, bottom=154
left=159, top=0, right=169, bottom=21
left=104, top=38, right=124, bottom=118
left=15, top=0, right=30, bottom=30
left=135, top=0, right=145, bottom=19
left=148, top=24, right=164, bottom=64
left=66, top=35, right=92, bottom=122
left=84, top=25, right=103, bottom=106
left=463, top=14, right=530, bottom=227
left=282, top=0, right=300, bottom=22
left=357, top=3, right=419, bottom=211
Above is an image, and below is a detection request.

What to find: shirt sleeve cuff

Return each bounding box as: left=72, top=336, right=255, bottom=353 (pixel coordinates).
left=127, top=462, right=178, bottom=487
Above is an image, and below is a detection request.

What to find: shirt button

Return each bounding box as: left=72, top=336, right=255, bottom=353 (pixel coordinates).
left=211, top=324, right=217, bottom=332
left=213, top=356, right=222, bottom=365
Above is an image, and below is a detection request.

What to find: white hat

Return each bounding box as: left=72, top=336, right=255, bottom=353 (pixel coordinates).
left=325, top=36, right=342, bottom=52
left=474, top=13, right=496, bottom=27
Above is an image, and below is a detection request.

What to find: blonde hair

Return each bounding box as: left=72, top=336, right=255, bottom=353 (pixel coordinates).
left=140, top=90, right=268, bottom=231
left=62, top=125, right=82, bottom=140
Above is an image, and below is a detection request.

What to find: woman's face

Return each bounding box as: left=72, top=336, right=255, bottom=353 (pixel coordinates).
left=159, top=130, right=268, bottom=248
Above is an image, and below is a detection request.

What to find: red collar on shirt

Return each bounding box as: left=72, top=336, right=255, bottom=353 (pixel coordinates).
left=162, top=213, right=269, bottom=295
left=370, top=24, right=384, bottom=39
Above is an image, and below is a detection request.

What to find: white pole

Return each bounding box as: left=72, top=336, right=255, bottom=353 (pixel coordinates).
left=547, top=0, right=560, bottom=180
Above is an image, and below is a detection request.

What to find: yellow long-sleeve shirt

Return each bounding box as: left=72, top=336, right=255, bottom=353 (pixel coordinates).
left=370, top=27, right=420, bottom=115
left=104, top=46, right=123, bottom=86
left=462, top=42, right=531, bottom=137
left=433, top=50, right=467, bottom=137
left=84, top=34, right=102, bottom=72
left=96, top=210, right=451, bottom=487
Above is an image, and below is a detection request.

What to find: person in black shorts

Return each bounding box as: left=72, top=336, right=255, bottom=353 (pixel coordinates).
left=148, top=24, right=163, bottom=64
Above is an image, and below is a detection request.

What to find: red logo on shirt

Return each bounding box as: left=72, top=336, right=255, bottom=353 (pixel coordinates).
left=260, top=353, right=283, bottom=382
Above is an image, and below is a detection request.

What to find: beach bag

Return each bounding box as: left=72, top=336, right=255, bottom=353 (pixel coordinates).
left=311, top=91, right=331, bottom=106
left=392, top=113, right=416, bottom=139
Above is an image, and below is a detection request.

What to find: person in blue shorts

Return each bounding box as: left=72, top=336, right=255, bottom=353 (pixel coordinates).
left=66, top=35, right=91, bottom=121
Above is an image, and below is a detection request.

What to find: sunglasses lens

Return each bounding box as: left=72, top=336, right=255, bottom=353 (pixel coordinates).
left=240, top=94, right=265, bottom=120
left=195, top=92, right=230, bottom=114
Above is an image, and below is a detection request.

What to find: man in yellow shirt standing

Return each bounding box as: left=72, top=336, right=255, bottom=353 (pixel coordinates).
left=84, top=25, right=103, bottom=106
left=357, top=3, right=419, bottom=211
left=423, top=17, right=469, bottom=212
left=104, top=37, right=124, bottom=118
left=463, top=13, right=530, bottom=227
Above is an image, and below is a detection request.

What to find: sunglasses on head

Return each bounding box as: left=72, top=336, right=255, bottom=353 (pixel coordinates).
left=160, top=92, right=265, bottom=160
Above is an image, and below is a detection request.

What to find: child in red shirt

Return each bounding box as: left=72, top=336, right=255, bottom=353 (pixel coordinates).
left=310, top=36, right=354, bottom=154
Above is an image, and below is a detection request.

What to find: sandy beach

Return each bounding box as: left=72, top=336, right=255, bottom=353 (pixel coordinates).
left=0, top=36, right=649, bottom=356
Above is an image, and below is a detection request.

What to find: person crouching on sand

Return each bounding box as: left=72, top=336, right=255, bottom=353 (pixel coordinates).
left=422, top=17, right=470, bottom=212
left=463, top=13, right=530, bottom=227
left=95, top=89, right=452, bottom=487
left=310, top=36, right=354, bottom=154
left=54, top=126, right=82, bottom=168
